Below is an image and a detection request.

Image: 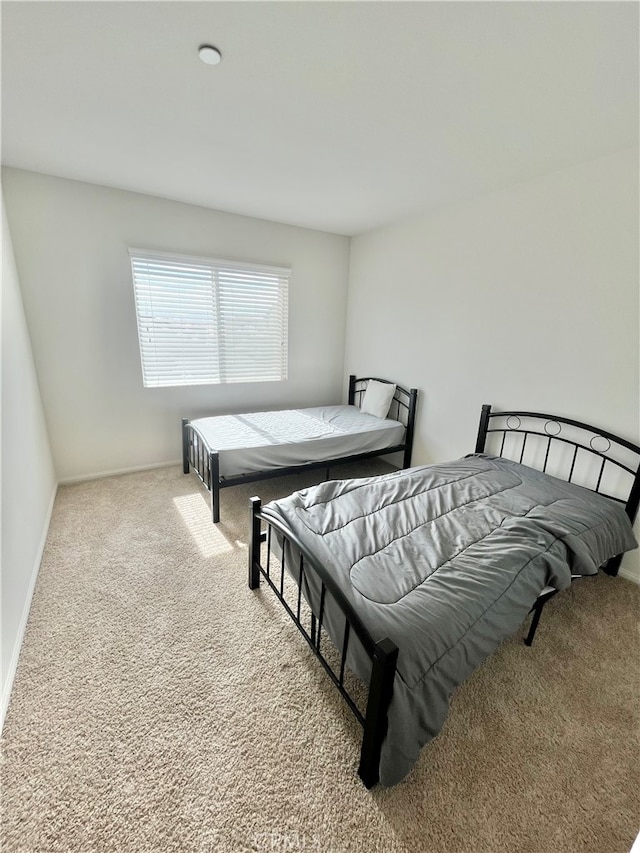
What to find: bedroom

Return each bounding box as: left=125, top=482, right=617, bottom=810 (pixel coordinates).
left=2, top=2, right=638, bottom=851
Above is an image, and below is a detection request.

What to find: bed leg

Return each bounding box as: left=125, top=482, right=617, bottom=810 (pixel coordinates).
left=358, top=637, right=398, bottom=789
left=248, top=497, right=262, bottom=589
left=603, top=554, right=622, bottom=577
left=210, top=451, right=220, bottom=524
left=525, top=589, right=558, bottom=646
left=402, top=388, right=418, bottom=468
left=524, top=603, right=544, bottom=647
left=181, top=419, right=190, bottom=474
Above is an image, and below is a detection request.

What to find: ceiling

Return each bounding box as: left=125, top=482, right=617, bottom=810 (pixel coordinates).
left=2, top=1, right=638, bottom=236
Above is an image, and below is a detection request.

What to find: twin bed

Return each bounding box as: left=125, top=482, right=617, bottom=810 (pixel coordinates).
left=183, top=376, right=640, bottom=788
left=182, top=375, right=417, bottom=523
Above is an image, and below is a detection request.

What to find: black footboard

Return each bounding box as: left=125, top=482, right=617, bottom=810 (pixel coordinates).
left=182, top=419, right=221, bottom=523
left=248, top=496, right=398, bottom=788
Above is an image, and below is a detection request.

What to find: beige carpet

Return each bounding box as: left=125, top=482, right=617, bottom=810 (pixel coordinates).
left=2, top=461, right=639, bottom=853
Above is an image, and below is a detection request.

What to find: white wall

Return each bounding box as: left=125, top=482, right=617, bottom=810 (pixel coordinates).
left=1, top=191, right=57, bottom=726
left=345, top=148, right=640, bottom=580
left=2, top=168, right=350, bottom=482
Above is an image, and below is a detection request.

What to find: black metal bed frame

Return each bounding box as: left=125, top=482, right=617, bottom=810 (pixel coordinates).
left=248, top=404, right=640, bottom=787
left=248, top=497, right=397, bottom=788
left=475, top=404, right=640, bottom=645
left=182, top=375, right=418, bottom=523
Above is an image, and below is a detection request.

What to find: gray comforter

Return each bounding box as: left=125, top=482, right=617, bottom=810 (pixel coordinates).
left=262, top=454, right=637, bottom=786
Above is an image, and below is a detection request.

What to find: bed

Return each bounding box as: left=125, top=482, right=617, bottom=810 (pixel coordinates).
left=247, top=405, right=640, bottom=787
left=182, top=375, right=418, bottom=523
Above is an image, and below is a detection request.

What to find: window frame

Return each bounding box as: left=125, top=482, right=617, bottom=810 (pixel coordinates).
left=129, top=248, right=290, bottom=389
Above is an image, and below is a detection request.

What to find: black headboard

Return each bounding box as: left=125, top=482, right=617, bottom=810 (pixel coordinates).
left=475, top=404, right=640, bottom=577
left=475, top=404, right=640, bottom=578
left=348, top=375, right=418, bottom=469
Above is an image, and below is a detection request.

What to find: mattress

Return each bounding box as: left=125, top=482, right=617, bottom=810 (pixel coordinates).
left=189, top=404, right=405, bottom=478
left=262, top=454, right=638, bottom=786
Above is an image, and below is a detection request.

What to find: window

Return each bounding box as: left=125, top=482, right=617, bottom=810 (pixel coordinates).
left=129, top=249, right=289, bottom=388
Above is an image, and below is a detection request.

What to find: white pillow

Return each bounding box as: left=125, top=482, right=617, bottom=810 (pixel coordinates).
left=360, top=380, right=396, bottom=419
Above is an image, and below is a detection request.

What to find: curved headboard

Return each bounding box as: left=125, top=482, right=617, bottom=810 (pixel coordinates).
left=348, top=375, right=418, bottom=468
left=475, top=404, right=640, bottom=524
left=348, top=375, right=417, bottom=426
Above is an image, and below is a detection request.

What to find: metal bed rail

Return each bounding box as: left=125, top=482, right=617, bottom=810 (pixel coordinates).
left=248, top=496, right=398, bottom=789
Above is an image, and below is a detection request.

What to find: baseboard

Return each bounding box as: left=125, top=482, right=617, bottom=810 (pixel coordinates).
left=618, top=565, right=640, bottom=585
left=1, top=481, right=58, bottom=731
left=59, top=459, right=182, bottom=485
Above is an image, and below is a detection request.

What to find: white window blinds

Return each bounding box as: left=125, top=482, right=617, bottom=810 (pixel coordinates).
left=129, top=249, right=289, bottom=388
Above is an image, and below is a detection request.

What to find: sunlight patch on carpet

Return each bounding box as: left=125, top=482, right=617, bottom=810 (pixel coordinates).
left=173, top=493, right=234, bottom=556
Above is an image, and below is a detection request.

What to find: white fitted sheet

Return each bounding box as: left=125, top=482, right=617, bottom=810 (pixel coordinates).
left=190, top=405, right=405, bottom=478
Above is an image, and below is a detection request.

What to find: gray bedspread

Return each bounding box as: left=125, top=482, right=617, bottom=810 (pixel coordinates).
left=262, top=454, right=637, bottom=786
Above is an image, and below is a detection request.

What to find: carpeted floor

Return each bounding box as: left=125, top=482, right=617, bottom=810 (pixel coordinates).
left=2, top=461, right=639, bottom=853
